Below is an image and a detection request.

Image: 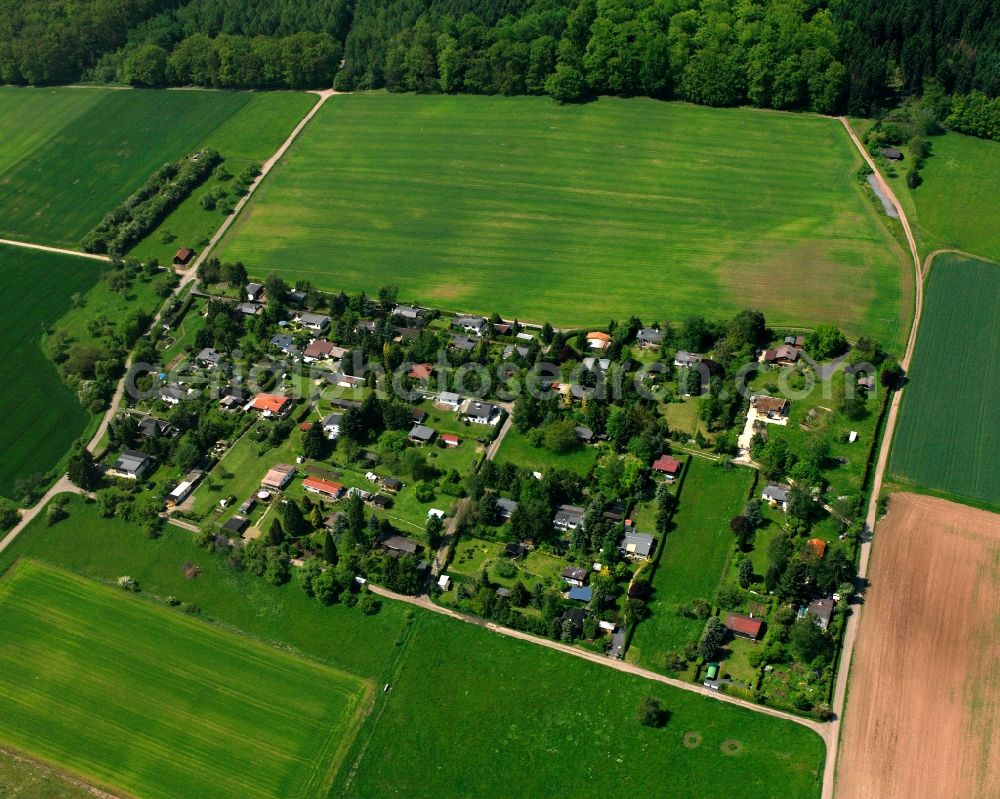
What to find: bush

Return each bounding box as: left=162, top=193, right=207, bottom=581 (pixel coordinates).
left=637, top=696, right=668, bottom=727
left=116, top=575, right=138, bottom=592
left=494, top=560, right=518, bottom=579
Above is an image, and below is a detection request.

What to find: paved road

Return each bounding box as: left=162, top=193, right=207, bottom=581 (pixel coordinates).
left=0, top=237, right=110, bottom=262
left=823, top=118, right=927, bottom=799
left=367, top=582, right=829, bottom=739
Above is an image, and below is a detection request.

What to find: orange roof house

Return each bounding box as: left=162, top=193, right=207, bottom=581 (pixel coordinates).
left=586, top=331, right=612, bottom=350
left=807, top=538, right=827, bottom=559
left=408, top=363, right=434, bottom=380
left=250, top=393, right=294, bottom=418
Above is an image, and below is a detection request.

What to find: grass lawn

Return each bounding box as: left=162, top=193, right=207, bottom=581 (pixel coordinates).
left=629, top=459, right=755, bottom=670
left=217, top=94, right=910, bottom=349
left=889, top=254, right=1000, bottom=507
left=0, top=87, right=312, bottom=248
left=340, top=613, right=824, bottom=798
left=0, top=246, right=100, bottom=496
left=493, top=426, right=599, bottom=476
left=0, top=560, right=366, bottom=799
left=875, top=128, right=1000, bottom=263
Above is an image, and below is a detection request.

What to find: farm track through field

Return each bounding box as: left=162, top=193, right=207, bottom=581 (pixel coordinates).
left=824, top=119, right=926, bottom=799
left=0, top=238, right=109, bottom=262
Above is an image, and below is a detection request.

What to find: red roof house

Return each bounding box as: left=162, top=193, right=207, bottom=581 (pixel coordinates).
left=172, top=247, right=194, bottom=266
left=726, top=612, right=765, bottom=640
left=441, top=434, right=460, bottom=447
left=408, top=363, right=434, bottom=380
left=807, top=538, right=827, bottom=559
left=651, top=455, right=683, bottom=479
left=302, top=476, right=344, bottom=500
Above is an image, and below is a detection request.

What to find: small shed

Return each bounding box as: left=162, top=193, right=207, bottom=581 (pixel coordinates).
left=172, top=247, right=194, bottom=266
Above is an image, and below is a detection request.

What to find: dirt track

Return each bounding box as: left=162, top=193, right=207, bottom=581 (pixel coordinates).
left=836, top=493, right=1000, bottom=799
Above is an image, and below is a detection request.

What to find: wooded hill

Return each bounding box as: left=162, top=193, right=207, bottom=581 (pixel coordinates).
left=1, top=0, right=998, bottom=122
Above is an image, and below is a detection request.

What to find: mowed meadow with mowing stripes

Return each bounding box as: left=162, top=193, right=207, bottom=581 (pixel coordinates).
left=0, top=87, right=313, bottom=247
left=889, top=254, right=1000, bottom=508
left=218, top=94, right=911, bottom=348
left=0, top=560, right=367, bottom=799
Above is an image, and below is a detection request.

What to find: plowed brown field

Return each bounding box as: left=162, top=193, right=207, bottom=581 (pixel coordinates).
left=836, top=493, right=1000, bottom=799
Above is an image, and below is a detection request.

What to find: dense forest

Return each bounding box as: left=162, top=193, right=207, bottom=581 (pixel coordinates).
left=1, top=0, right=998, bottom=131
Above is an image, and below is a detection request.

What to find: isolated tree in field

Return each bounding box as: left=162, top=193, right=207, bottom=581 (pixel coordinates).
left=67, top=450, right=99, bottom=491
left=638, top=696, right=668, bottom=727
left=738, top=557, right=754, bottom=589
left=303, top=422, right=325, bottom=460
left=699, top=616, right=727, bottom=661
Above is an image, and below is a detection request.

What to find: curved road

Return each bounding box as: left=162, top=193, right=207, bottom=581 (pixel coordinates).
left=822, top=119, right=926, bottom=799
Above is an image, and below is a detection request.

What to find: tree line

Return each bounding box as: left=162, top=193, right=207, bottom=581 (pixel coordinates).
left=1, top=0, right=997, bottom=130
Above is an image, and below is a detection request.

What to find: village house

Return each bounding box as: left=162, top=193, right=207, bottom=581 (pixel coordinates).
left=196, top=347, right=223, bottom=369
left=620, top=531, right=655, bottom=560
left=586, top=331, right=611, bottom=351
left=761, top=343, right=801, bottom=367
left=261, top=463, right=296, bottom=491
left=302, top=476, right=345, bottom=501
left=464, top=401, right=502, bottom=426
left=393, top=304, right=425, bottom=321
left=450, top=334, right=477, bottom=352
left=408, top=363, right=434, bottom=381
left=438, top=391, right=462, bottom=409
left=582, top=356, right=611, bottom=372
left=287, top=289, right=307, bottom=308
left=808, top=538, right=827, bottom=559
left=380, top=477, right=403, bottom=493
left=236, top=301, right=263, bottom=317
left=269, top=333, right=299, bottom=358
left=574, top=425, right=594, bottom=443
left=503, top=344, right=530, bottom=360
left=567, top=585, right=593, bottom=603
left=303, top=339, right=337, bottom=361
left=553, top=504, right=585, bottom=532
left=496, top=497, right=518, bottom=520
left=294, top=311, right=331, bottom=334
left=321, top=412, right=343, bottom=439
left=761, top=482, right=792, bottom=510
left=651, top=454, right=683, bottom=481
left=249, top=393, right=295, bottom=419
left=380, top=534, right=421, bottom=557
left=245, top=282, right=264, bottom=301
left=172, top=247, right=194, bottom=266
left=882, top=147, right=903, bottom=161
left=636, top=327, right=663, bottom=349
left=561, top=566, right=589, bottom=587
left=560, top=607, right=587, bottom=636
left=673, top=350, right=704, bottom=368
left=726, top=612, right=765, bottom=641
left=441, top=434, right=460, bottom=447
left=453, top=315, right=487, bottom=336
left=223, top=516, right=249, bottom=535
left=328, top=372, right=365, bottom=389
left=165, top=469, right=203, bottom=509
left=805, top=597, right=835, bottom=630
left=159, top=384, right=191, bottom=405
left=408, top=424, right=436, bottom=444
left=110, top=450, right=154, bottom=480
left=751, top=395, right=790, bottom=421
left=137, top=417, right=177, bottom=440
left=219, top=386, right=250, bottom=412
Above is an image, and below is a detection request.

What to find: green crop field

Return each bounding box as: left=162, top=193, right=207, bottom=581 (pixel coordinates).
left=0, top=245, right=100, bottom=496
left=340, top=613, right=823, bottom=798
left=0, top=560, right=366, bottom=799
left=0, top=87, right=312, bottom=248
left=218, top=94, right=911, bottom=348
left=4, top=495, right=824, bottom=797
left=629, top=459, right=755, bottom=669
left=889, top=254, right=1000, bottom=507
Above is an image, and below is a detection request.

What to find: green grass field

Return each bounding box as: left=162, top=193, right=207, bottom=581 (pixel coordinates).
left=0, top=560, right=365, bottom=799
left=218, top=94, right=910, bottom=348
left=889, top=254, right=1000, bottom=507
left=877, top=130, right=1000, bottom=263
left=0, top=87, right=312, bottom=248
left=493, top=425, right=599, bottom=475
left=341, top=613, right=823, bottom=798
left=5, top=495, right=825, bottom=797
left=0, top=246, right=100, bottom=496
left=629, top=459, right=755, bottom=669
